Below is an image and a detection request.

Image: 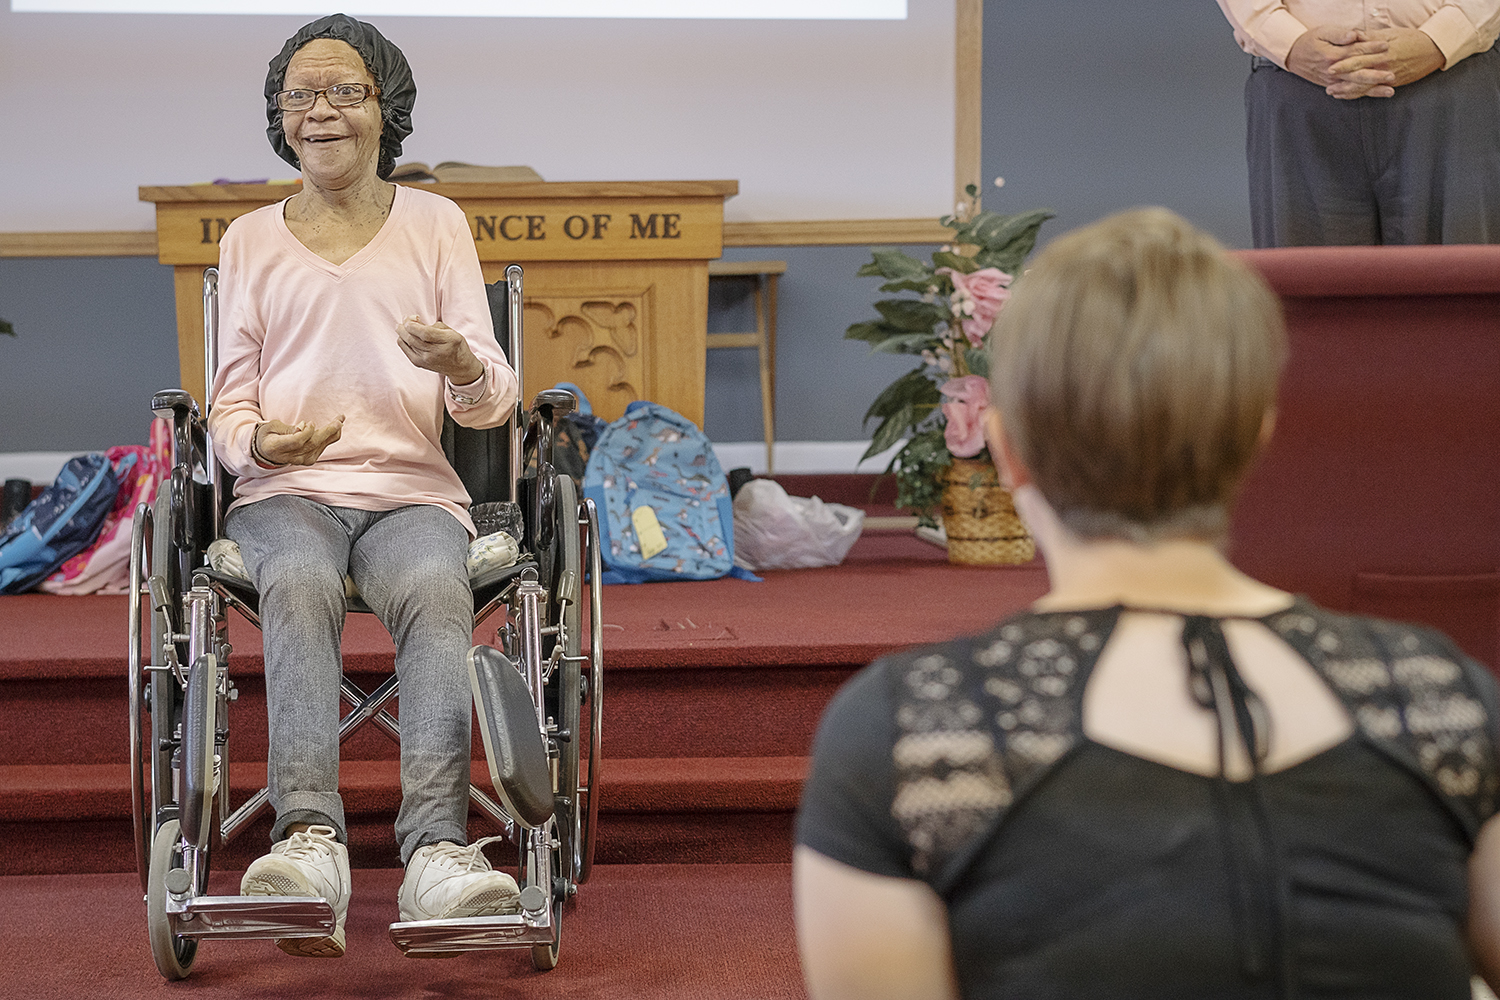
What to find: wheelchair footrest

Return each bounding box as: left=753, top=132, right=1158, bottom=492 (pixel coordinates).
left=388, top=912, right=554, bottom=956
left=165, top=894, right=336, bottom=940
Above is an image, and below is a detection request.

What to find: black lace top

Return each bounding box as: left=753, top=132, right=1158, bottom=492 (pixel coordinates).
left=796, top=598, right=1500, bottom=999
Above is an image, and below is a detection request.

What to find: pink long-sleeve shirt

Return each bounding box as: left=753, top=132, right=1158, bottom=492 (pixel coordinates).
left=207, top=185, right=518, bottom=536
left=1217, top=0, right=1500, bottom=69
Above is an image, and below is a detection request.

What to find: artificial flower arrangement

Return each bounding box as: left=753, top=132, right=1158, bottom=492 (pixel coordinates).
left=846, top=185, right=1052, bottom=525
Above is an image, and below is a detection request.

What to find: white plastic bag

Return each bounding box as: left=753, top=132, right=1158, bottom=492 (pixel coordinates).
left=732, top=479, right=865, bottom=571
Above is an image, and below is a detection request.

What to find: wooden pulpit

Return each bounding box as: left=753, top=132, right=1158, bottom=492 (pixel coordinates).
left=139, top=180, right=739, bottom=426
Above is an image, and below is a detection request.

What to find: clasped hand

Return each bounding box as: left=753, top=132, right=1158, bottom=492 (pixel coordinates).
left=1287, top=25, right=1445, bottom=99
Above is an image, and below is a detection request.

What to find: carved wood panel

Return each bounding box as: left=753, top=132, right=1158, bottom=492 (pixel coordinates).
left=522, top=287, right=653, bottom=419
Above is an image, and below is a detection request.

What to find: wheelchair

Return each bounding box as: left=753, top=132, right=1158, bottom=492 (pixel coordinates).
left=127, top=264, right=604, bottom=978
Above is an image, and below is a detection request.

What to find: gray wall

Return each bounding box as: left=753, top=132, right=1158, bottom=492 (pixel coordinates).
left=0, top=3, right=1253, bottom=453
left=982, top=1, right=1253, bottom=249
left=0, top=257, right=179, bottom=452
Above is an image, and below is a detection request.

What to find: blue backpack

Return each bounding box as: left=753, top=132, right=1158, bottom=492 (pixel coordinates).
left=582, top=401, right=757, bottom=584
left=0, top=452, right=124, bottom=594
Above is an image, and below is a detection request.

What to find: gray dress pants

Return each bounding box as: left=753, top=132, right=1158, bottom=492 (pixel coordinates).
left=1247, top=48, right=1500, bottom=247
left=226, top=495, right=474, bottom=864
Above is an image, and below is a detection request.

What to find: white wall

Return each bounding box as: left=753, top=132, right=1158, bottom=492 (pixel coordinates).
left=0, top=0, right=953, bottom=231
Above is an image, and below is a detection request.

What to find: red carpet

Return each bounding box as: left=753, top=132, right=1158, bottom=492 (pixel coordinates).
left=0, top=864, right=804, bottom=1000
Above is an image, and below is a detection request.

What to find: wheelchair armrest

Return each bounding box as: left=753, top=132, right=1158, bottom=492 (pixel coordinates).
left=528, top=388, right=577, bottom=421
left=152, top=389, right=201, bottom=423
left=521, top=389, right=577, bottom=479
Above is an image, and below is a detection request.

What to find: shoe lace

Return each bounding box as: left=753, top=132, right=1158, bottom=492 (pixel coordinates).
left=424, top=835, right=507, bottom=873
left=280, top=827, right=337, bottom=863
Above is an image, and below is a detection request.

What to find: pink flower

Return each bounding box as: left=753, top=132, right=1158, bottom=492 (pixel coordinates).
left=940, top=375, right=989, bottom=458
left=939, top=266, right=1013, bottom=348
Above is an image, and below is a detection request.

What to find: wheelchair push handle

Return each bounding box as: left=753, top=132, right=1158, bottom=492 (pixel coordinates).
left=507, top=265, right=524, bottom=492
left=151, top=389, right=200, bottom=423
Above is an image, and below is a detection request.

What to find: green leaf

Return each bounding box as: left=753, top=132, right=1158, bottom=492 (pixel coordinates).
left=874, top=298, right=946, bottom=333
left=857, top=249, right=932, bottom=283
left=952, top=208, right=1055, bottom=258
left=863, top=368, right=941, bottom=422
left=964, top=346, right=990, bottom=378
left=890, top=429, right=952, bottom=520
left=0, top=318, right=13, bottom=337
left=930, top=251, right=977, bottom=274
left=878, top=277, right=938, bottom=295
left=866, top=404, right=914, bottom=457
left=869, top=333, right=940, bottom=357
left=971, top=249, right=1025, bottom=276
left=844, top=320, right=904, bottom=345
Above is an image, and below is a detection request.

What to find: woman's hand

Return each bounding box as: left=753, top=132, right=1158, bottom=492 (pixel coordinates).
left=397, top=316, right=484, bottom=384
left=254, top=416, right=345, bottom=467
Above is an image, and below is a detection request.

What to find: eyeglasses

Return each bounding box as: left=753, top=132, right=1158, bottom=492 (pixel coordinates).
left=274, top=83, right=379, bottom=113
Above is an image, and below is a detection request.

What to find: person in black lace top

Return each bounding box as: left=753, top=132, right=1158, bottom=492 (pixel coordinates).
left=794, top=208, right=1500, bottom=1000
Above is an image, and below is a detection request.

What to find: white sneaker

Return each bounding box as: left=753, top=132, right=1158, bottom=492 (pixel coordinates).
left=240, top=825, right=351, bottom=958
left=398, top=837, right=520, bottom=922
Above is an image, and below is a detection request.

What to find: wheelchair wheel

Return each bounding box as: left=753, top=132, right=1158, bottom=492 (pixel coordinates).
left=530, top=474, right=582, bottom=972
left=128, top=498, right=153, bottom=892
left=133, top=479, right=183, bottom=891
left=146, top=819, right=198, bottom=980
left=551, top=474, right=584, bottom=888
left=530, top=814, right=564, bottom=971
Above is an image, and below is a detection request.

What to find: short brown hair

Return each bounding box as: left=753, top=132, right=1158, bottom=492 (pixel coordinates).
left=988, top=208, right=1286, bottom=541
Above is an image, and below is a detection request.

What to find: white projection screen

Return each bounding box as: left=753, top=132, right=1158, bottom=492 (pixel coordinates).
left=0, top=0, right=953, bottom=232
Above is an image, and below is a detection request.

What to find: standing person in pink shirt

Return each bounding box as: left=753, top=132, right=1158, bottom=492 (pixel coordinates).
left=206, top=14, right=521, bottom=958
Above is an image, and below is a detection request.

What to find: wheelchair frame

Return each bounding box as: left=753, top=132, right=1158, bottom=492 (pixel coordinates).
left=127, top=264, right=604, bottom=978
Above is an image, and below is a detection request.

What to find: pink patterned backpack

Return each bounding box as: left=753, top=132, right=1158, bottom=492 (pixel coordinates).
left=38, top=418, right=171, bottom=595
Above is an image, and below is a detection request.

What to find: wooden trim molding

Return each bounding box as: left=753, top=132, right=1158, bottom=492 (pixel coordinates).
left=955, top=0, right=984, bottom=209
left=723, top=218, right=951, bottom=247
left=0, top=231, right=157, bottom=258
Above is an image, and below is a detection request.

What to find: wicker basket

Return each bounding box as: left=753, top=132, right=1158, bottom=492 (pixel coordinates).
left=940, top=458, right=1035, bottom=565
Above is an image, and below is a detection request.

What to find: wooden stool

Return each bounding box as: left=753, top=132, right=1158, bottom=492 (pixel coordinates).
left=706, top=259, right=786, bottom=472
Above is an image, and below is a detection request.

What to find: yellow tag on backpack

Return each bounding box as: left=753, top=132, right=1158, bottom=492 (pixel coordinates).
left=631, top=505, right=669, bottom=560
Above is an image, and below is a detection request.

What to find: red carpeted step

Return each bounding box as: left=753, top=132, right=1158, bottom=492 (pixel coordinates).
left=2, top=662, right=856, bottom=766
left=600, top=756, right=807, bottom=812
left=0, top=756, right=813, bottom=874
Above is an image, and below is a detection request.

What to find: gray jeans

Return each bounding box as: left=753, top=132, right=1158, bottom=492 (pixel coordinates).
left=226, top=495, right=473, bottom=864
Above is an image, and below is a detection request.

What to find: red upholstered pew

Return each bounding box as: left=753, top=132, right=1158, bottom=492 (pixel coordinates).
left=1230, top=245, right=1500, bottom=668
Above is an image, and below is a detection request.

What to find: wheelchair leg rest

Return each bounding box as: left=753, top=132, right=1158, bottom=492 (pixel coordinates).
left=389, top=820, right=557, bottom=958
left=468, top=645, right=553, bottom=829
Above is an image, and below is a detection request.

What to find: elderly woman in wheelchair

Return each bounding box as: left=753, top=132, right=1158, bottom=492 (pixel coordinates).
left=128, top=14, right=602, bottom=978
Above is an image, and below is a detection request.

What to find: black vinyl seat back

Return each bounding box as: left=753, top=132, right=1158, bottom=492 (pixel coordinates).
left=441, top=279, right=515, bottom=507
